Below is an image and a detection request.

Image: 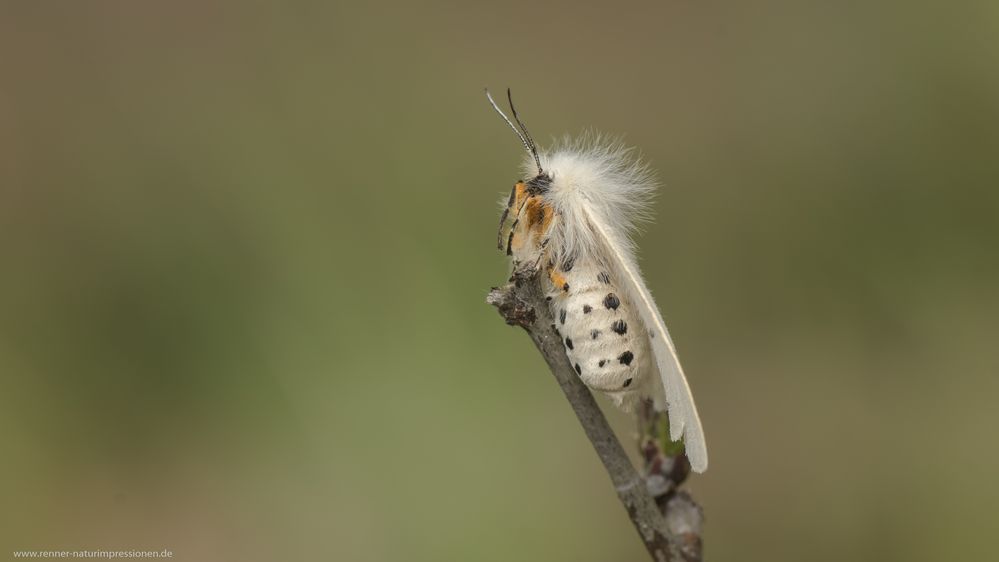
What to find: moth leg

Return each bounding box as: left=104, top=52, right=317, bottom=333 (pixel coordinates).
left=510, top=237, right=552, bottom=284
left=505, top=200, right=534, bottom=257
left=499, top=182, right=530, bottom=254
left=507, top=194, right=558, bottom=283
left=511, top=253, right=543, bottom=281
left=524, top=239, right=549, bottom=272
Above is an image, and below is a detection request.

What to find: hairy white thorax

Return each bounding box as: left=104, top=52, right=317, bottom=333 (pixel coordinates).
left=523, top=135, right=655, bottom=270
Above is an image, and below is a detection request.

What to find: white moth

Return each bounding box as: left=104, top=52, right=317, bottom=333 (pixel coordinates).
left=488, top=89, right=708, bottom=473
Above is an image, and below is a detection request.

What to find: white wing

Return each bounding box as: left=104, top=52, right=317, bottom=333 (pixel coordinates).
left=582, top=206, right=709, bottom=473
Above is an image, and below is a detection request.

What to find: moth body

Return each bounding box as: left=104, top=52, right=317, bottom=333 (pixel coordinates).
left=487, top=90, right=708, bottom=472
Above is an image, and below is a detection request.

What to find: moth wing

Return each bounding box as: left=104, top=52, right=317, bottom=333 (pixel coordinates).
left=583, top=208, right=709, bottom=473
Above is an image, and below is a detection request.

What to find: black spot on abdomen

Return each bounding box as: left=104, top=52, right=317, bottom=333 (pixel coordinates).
left=574, top=363, right=582, bottom=375
left=603, top=293, right=620, bottom=310
left=618, top=351, right=634, bottom=366
left=611, top=320, right=627, bottom=335
left=582, top=304, right=592, bottom=314
left=559, top=309, right=566, bottom=324
left=597, top=272, right=610, bottom=284
left=590, top=329, right=600, bottom=340
left=623, top=378, right=633, bottom=388
left=565, top=337, right=574, bottom=350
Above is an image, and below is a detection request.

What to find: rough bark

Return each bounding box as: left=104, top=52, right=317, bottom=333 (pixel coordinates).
left=487, top=270, right=703, bottom=562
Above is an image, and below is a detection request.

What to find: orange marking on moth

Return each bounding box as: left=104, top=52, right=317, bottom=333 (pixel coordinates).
left=511, top=196, right=554, bottom=255
left=548, top=266, right=568, bottom=292
left=511, top=182, right=528, bottom=211
left=510, top=229, right=525, bottom=252
left=524, top=197, right=554, bottom=237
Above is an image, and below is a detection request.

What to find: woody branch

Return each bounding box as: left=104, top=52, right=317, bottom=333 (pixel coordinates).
left=486, top=270, right=703, bottom=562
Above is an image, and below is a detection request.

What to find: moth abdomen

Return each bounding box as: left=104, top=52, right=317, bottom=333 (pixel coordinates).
left=548, top=256, right=651, bottom=408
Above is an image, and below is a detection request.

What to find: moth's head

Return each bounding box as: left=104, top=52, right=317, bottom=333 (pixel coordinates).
left=523, top=173, right=551, bottom=195
left=487, top=89, right=555, bottom=257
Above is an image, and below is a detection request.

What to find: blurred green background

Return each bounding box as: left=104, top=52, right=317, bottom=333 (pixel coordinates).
left=2, top=2, right=998, bottom=561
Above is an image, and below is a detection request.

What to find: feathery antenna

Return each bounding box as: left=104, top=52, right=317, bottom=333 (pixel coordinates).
left=485, top=88, right=543, bottom=174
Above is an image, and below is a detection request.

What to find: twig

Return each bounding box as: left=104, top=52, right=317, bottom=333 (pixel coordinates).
left=638, top=402, right=704, bottom=561
left=487, top=271, right=704, bottom=562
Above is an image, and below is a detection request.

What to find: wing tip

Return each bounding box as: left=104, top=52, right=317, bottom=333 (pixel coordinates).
left=688, top=454, right=708, bottom=473
left=685, top=436, right=709, bottom=473
left=663, top=414, right=709, bottom=473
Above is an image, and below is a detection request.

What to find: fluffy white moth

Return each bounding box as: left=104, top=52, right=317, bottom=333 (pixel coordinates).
left=488, top=89, right=708, bottom=473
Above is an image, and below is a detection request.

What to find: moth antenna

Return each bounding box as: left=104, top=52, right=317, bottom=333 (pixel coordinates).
left=485, top=88, right=543, bottom=175
left=506, top=88, right=543, bottom=174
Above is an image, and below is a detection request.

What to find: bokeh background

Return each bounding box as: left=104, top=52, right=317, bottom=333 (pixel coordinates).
left=2, top=2, right=998, bottom=561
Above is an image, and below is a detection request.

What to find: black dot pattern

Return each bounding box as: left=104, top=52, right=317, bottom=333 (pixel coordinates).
left=546, top=258, right=648, bottom=395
